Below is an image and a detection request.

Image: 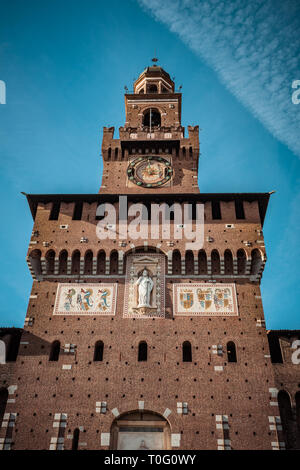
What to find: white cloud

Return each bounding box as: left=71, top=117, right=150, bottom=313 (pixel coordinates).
left=138, top=0, right=300, bottom=157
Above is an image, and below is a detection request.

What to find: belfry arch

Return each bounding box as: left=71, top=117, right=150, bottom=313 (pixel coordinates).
left=110, top=410, right=171, bottom=450
left=143, top=108, right=161, bottom=128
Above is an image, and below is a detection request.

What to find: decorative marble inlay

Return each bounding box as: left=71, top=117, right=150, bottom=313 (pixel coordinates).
left=53, top=283, right=117, bottom=316
left=173, top=283, right=238, bottom=316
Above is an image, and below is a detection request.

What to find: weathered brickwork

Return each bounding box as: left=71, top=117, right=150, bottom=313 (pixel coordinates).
left=0, top=63, right=299, bottom=450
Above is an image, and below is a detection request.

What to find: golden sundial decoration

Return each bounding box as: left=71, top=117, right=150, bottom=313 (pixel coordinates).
left=127, top=156, right=173, bottom=188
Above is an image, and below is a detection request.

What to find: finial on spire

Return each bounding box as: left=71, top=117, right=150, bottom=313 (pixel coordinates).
left=152, top=56, right=158, bottom=65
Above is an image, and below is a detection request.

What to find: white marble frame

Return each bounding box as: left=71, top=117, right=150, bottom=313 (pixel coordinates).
left=123, top=253, right=165, bottom=318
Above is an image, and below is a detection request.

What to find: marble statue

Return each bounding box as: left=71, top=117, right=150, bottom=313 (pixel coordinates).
left=136, top=269, right=154, bottom=308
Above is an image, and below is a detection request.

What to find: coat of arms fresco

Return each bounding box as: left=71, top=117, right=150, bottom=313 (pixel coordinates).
left=180, top=291, right=194, bottom=309
left=174, top=283, right=238, bottom=316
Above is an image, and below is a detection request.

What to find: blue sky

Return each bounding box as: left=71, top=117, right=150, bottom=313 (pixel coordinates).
left=0, top=0, right=299, bottom=329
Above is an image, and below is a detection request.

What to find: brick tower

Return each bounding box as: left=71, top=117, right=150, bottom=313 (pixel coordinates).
left=0, top=61, right=291, bottom=451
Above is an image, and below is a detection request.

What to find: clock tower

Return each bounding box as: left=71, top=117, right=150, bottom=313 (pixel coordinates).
left=100, top=59, right=199, bottom=194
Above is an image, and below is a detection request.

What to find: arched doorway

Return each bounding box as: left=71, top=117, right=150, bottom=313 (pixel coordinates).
left=110, top=410, right=171, bottom=450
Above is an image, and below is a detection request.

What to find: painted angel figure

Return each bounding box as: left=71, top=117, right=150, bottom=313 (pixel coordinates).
left=136, top=269, right=154, bottom=308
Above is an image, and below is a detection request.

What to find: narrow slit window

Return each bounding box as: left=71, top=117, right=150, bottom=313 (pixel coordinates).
left=138, top=342, right=148, bottom=362
left=182, top=341, right=192, bottom=362
left=94, top=341, right=104, bottom=362
left=227, top=341, right=237, bottom=363
left=49, top=340, right=60, bottom=361
left=72, top=428, right=80, bottom=450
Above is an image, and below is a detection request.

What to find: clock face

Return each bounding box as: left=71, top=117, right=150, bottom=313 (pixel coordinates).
left=127, top=156, right=173, bottom=188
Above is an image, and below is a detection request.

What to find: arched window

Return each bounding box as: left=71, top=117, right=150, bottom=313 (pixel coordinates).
left=108, top=148, right=112, bottom=160
left=296, top=392, right=300, bottom=444
left=97, top=250, right=106, bottom=274
left=224, top=250, right=233, bottom=274
left=29, top=249, right=42, bottom=276
left=94, top=341, right=104, bottom=362
left=59, top=250, right=68, bottom=275
left=143, top=109, right=161, bottom=127
left=237, top=249, right=246, bottom=275
left=49, top=340, right=60, bottom=361
left=211, top=250, right=220, bottom=274
left=71, top=250, right=80, bottom=274
left=147, top=84, right=158, bottom=93
left=278, top=390, right=293, bottom=449
left=227, top=341, right=237, bottom=363
left=185, top=251, right=194, bottom=275
left=182, top=341, right=192, bottom=362
left=172, top=250, right=181, bottom=275
left=250, top=249, right=263, bottom=275
left=72, top=428, right=80, bottom=450
left=2, top=335, right=13, bottom=363
left=198, top=250, right=207, bottom=274
left=138, top=341, right=147, bottom=362
left=0, top=388, right=8, bottom=426
left=110, top=251, right=118, bottom=275
left=46, top=250, right=55, bottom=274
left=84, top=250, right=93, bottom=274
left=0, top=340, right=5, bottom=364
left=5, top=332, right=21, bottom=362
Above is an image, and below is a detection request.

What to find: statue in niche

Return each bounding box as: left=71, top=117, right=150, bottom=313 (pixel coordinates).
left=136, top=268, right=154, bottom=308
left=138, top=439, right=150, bottom=450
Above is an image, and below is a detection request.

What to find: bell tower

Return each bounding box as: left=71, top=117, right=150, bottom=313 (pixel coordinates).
left=100, top=59, right=200, bottom=194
